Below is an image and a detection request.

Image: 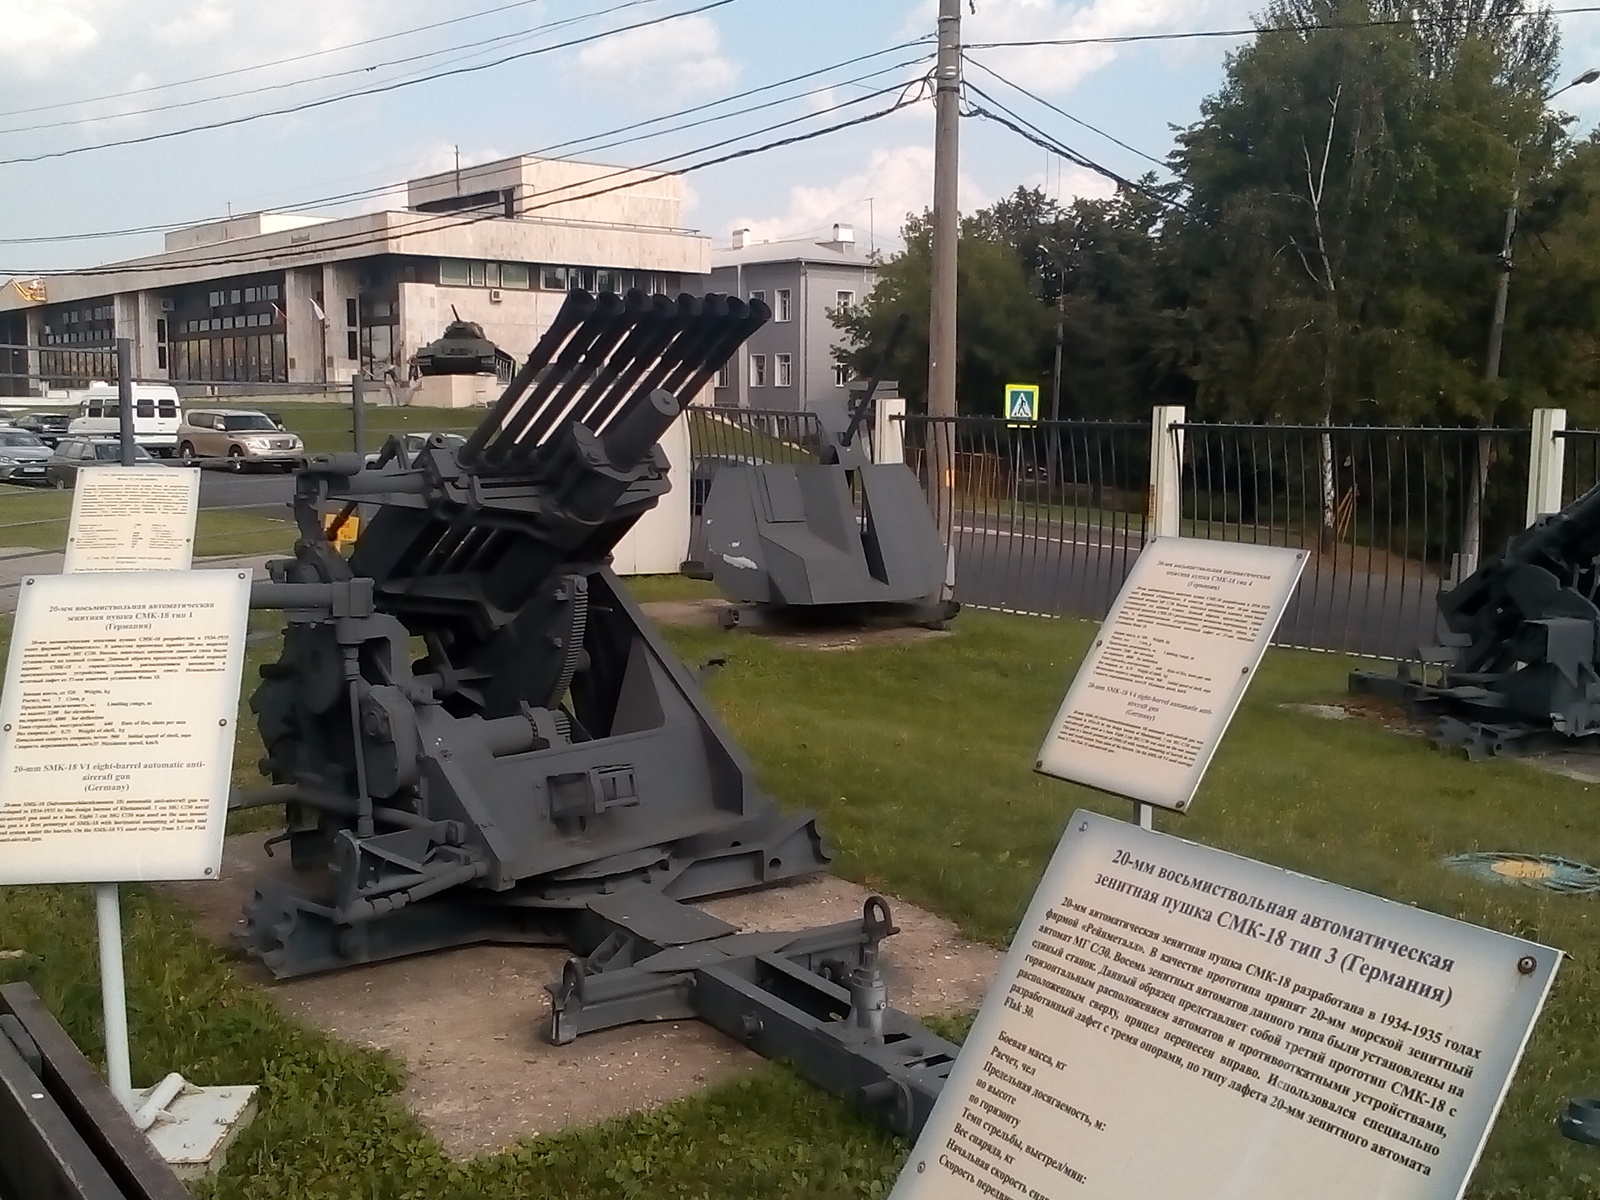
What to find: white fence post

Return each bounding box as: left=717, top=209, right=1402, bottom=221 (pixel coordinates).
left=1525, top=407, right=1566, bottom=526
left=1148, top=405, right=1185, bottom=540
left=875, top=397, right=906, bottom=464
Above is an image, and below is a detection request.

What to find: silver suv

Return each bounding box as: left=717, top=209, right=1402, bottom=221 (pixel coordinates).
left=177, top=409, right=304, bottom=471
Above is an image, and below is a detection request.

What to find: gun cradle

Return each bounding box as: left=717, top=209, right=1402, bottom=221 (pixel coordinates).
left=232, top=289, right=955, bottom=1139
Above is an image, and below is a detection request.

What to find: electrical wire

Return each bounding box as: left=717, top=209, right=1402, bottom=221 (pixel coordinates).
left=961, top=82, right=1499, bottom=272
left=0, top=82, right=930, bottom=276
left=0, top=40, right=932, bottom=247
left=0, top=0, right=670, bottom=137
left=962, top=55, right=1170, bottom=172
left=0, top=0, right=559, bottom=119
left=963, top=5, right=1600, bottom=50
left=0, top=0, right=743, bottom=168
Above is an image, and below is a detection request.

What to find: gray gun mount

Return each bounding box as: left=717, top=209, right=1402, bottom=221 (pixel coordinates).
left=688, top=314, right=959, bottom=629
left=1351, top=479, right=1600, bottom=757
left=235, top=288, right=955, bottom=1138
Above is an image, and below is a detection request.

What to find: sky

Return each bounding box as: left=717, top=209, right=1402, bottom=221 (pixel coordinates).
left=4, top=0, right=1600, bottom=276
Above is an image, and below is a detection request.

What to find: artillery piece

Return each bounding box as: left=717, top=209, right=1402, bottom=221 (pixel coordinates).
left=687, top=314, right=958, bottom=628
left=234, top=288, right=956, bottom=1136
left=1351, top=480, right=1600, bottom=757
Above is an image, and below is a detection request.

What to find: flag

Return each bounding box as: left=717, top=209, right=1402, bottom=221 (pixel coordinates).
left=270, top=302, right=286, bottom=323
left=309, top=297, right=328, bottom=326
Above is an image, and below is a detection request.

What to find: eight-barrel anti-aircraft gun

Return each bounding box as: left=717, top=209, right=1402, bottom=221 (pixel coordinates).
left=1351, top=480, right=1600, bottom=757
left=234, top=288, right=956, bottom=1137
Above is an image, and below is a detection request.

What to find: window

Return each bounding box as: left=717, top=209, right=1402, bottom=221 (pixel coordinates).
left=596, top=269, right=617, bottom=293
left=750, top=354, right=767, bottom=387
left=485, top=262, right=501, bottom=288
left=347, top=330, right=359, bottom=359
left=571, top=267, right=596, bottom=292
left=836, top=290, right=855, bottom=309
left=244, top=287, right=258, bottom=303
left=265, top=284, right=280, bottom=301
left=208, top=291, right=222, bottom=308
left=714, top=363, right=729, bottom=388
left=230, top=289, right=241, bottom=305
left=832, top=363, right=851, bottom=387
left=749, top=289, right=765, bottom=305
left=345, top=298, right=358, bottom=328
left=774, top=353, right=792, bottom=387
left=469, top=262, right=486, bottom=287
left=501, top=262, right=530, bottom=289
left=440, top=259, right=471, bottom=286
left=540, top=266, right=567, bottom=290
left=774, top=289, right=792, bottom=322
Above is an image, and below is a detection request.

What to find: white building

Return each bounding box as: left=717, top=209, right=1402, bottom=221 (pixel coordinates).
left=0, top=155, right=709, bottom=398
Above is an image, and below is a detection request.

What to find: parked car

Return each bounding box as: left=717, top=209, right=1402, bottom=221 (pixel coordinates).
left=66, top=383, right=182, bottom=456
left=363, top=432, right=467, bottom=467
left=0, top=429, right=54, bottom=484
left=689, top=454, right=767, bottom=515
left=12, top=412, right=71, bottom=446
left=45, top=437, right=162, bottom=489
left=176, top=408, right=304, bottom=470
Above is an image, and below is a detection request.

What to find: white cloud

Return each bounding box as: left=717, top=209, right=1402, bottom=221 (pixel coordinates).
left=575, top=14, right=738, bottom=98
left=904, top=0, right=1253, bottom=95
left=0, top=0, right=101, bottom=75
left=727, top=143, right=987, bottom=250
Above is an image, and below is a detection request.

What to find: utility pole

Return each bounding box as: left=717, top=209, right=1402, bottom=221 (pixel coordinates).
left=928, top=0, right=962, bottom=562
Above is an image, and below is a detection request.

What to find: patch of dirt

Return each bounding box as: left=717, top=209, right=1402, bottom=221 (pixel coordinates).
left=162, top=836, right=1000, bottom=1157
left=641, top=597, right=953, bottom=651
left=1282, top=695, right=1426, bottom=738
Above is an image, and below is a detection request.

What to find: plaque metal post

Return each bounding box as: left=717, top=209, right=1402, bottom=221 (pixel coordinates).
left=93, top=882, right=134, bottom=1108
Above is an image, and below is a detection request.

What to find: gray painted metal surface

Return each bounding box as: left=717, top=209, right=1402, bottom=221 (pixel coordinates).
left=234, top=287, right=954, bottom=1138
left=1351, top=479, right=1600, bottom=756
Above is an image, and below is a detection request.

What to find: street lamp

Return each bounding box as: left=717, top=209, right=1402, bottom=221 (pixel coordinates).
left=1484, top=68, right=1599, bottom=384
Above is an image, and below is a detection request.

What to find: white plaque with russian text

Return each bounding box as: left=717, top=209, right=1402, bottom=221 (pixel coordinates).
left=1036, top=537, right=1305, bottom=811
left=64, top=466, right=200, bottom=573
left=0, top=570, right=251, bottom=884
left=890, top=810, right=1559, bottom=1200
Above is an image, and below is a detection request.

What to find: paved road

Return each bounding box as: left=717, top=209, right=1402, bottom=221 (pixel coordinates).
left=946, top=516, right=1442, bottom=660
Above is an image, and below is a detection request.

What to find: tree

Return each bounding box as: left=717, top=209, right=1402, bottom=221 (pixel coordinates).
left=831, top=206, right=1057, bottom=415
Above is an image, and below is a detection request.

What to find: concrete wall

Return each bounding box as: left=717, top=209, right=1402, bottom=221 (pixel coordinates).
left=609, top=412, right=692, bottom=575
left=322, top=262, right=361, bottom=383
left=407, top=156, right=687, bottom=231
left=284, top=266, right=325, bottom=382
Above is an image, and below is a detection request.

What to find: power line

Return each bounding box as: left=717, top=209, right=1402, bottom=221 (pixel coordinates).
left=0, top=0, right=668, bottom=137
left=962, top=85, right=1499, bottom=272
left=963, top=5, right=1600, bottom=50
left=0, top=41, right=931, bottom=247
left=0, top=82, right=930, bottom=276
left=0, top=0, right=743, bottom=168
left=961, top=55, right=1169, bottom=172
left=0, top=0, right=554, bottom=119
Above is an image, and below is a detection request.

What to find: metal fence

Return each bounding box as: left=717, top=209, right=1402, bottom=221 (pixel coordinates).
left=1174, top=423, right=1529, bottom=659
left=898, top=416, right=1151, bottom=619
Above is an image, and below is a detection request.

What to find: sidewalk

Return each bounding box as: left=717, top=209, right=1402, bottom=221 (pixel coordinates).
left=0, top=547, right=277, bottom=613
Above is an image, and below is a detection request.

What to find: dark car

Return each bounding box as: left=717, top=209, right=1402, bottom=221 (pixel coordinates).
left=13, top=412, right=71, bottom=446
left=45, top=437, right=161, bottom=489
left=0, top=429, right=53, bottom=484
left=689, top=454, right=767, bottom=515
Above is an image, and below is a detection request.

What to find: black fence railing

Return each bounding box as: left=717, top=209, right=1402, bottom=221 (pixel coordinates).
left=1174, top=423, right=1530, bottom=659
left=899, top=416, right=1150, bottom=619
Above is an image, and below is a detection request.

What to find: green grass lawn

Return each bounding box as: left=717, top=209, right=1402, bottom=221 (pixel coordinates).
left=4, top=597, right=1600, bottom=1196
left=0, top=486, right=296, bottom=556
left=282, top=403, right=481, bottom=456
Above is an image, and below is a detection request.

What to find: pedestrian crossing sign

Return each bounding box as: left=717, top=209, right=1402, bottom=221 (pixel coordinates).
left=1004, top=383, right=1039, bottom=425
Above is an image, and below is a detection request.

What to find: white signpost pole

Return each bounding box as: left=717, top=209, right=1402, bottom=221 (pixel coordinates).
left=94, top=882, right=134, bottom=1106
left=0, top=464, right=257, bottom=1176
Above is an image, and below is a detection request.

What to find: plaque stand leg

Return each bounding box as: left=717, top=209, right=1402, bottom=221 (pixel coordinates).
left=93, top=881, right=257, bottom=1178
left=1135, top=803, right=1154, bottom=831
left=93, top=882, right=134, bottom=1108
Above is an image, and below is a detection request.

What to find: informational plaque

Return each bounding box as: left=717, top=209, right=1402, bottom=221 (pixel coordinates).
left=1036, top=537, right=1305, bottom=811
left=891, top=810, right=1559, bottom=1200
left=0, top=570, right=251, bottom=884
left=64, top=466, right=200, bottom=573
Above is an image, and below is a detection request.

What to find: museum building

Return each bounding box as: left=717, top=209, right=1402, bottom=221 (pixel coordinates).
left=0, top=155, right=708, bottom=396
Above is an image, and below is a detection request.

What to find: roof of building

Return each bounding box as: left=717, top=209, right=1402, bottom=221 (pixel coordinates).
left=710, top=236, right=874, bottom=270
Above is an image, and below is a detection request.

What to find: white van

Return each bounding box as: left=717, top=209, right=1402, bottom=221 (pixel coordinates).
left=66, top=382, right=182, bottom=457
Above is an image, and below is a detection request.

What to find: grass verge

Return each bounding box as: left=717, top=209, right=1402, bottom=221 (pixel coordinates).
left=2, top=602, right=1600, bottom=1196
left=0, top=486, right=295, bottom=556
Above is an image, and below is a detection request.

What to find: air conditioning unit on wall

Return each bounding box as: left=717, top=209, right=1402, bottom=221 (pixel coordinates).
left=159, top=298, right=176, bottom=312
left=489, top=289, right=504, bottom=303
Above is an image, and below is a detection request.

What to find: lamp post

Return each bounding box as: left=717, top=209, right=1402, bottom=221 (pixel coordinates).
left=1464, top=69, right=1597, bottom=575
